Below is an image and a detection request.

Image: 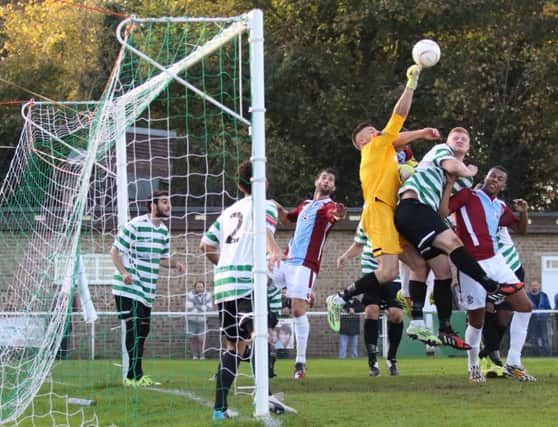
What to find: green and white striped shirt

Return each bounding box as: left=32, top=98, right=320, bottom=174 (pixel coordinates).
left=112, top=214, right=170, bottom=307
left=497, top=226, right=522, bottom=272
left=202, top=197, right=279, bottom=304
left=268, top=284, right=283, bottom=316
left=399, top=143, right=473, bottom=211
left=354, top=222, right=379, bottom=275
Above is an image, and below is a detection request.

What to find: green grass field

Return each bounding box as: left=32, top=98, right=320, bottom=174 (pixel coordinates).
left=19, top=357, right=558, bottom=426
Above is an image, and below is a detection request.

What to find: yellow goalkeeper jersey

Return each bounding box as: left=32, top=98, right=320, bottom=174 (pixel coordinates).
left=359, top=113, right=405, bottom=208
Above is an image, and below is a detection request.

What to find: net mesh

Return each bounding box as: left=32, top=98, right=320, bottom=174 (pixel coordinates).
left=0, top=13, right=258, bottom=426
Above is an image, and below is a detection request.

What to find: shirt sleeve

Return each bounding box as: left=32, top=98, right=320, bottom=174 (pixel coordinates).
left=113, top=221, right=136, bottom=254
left=448, top=188, right=472, bottom=214
left=286, top=202, right=304, bottom=222
left=201, top=216, right=223, bottom=248
left=370, top=113, right=405, bottom=149
left=265, top=200, right=279, bottom=234
left=383, top=113, right=405, bottom=137
left=498, top=204, right=518, bottom=227
left=432, top=146, right=455, bottom=168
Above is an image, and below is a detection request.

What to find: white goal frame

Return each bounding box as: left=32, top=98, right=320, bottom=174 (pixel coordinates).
left=113, top=9, right=269, bottom=417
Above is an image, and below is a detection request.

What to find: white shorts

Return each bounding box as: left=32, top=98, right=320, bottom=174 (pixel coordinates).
left=268, top=261, right=316, bottom=301
left=457, top=253, right=519, bottom=311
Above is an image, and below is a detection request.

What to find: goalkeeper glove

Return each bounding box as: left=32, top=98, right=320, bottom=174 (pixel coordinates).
left=406, top=64, right=422, bottom=90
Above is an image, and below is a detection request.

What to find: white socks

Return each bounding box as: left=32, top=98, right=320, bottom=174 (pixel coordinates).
left=294, top=314, right=309, bottom=364
left=507, top=311, right=531, bottom=367
left=465, top=324, right=482, bottom=368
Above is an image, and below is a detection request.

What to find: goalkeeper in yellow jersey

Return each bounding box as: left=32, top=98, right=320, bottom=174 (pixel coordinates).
left=327, top=65, right=441, bottom=345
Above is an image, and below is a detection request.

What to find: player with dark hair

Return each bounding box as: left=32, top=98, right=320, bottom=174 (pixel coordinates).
left=440, top=166, right=535, bottom=382
left=271, top=167, right=346, bottom=379
left=393, top=129, right=525, bottom=350
left=111, top=190, right=185, bottom=386
left=200, top=161, right=287, bottom=420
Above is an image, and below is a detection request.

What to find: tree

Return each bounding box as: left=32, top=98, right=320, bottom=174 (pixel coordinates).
left=0, top=0, right=557, bottom=209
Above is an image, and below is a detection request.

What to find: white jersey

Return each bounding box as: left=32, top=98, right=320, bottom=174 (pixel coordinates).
left=399, top=143, right=473, bottom=211
left=497, top=226, right=522, bottom=273
left=112, top=214, right=170, bottom=307
left=202, top=197, right=278, bottom=304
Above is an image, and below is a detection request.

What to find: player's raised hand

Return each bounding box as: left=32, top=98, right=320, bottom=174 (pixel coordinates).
left=513, top=198, right=529, bottom=212
left=406, top=64, right=422, bottom=90
left=333, top=203, right=347, bottom=220
left=422, top=128, right=440, bottom=140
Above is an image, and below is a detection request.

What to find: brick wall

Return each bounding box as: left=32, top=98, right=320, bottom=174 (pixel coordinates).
left=64, top=226, right=558, bottom=360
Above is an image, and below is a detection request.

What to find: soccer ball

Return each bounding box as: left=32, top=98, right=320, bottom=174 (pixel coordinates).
left=412, top=39, right=441, bottom=68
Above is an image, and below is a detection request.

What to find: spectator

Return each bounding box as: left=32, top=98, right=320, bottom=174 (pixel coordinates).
left=185, top=280, right=212, bottom=360
left=527, top=280, right=551, bottom=309
left=273, top=321, right=293, bottom=359
left=526, top=280, right=551, bottom=356
left=554, top=291, right=558, bottom=310
left=339, top=298, right=364, bottom=359
left=276, top=323, right=293, bottom=349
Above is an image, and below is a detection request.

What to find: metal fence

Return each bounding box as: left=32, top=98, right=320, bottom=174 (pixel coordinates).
left=35, top=309, right=558, bottom=360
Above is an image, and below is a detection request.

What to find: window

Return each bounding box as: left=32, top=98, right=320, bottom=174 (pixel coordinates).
left=54, top=254, right=114, bottom=286
left=541, top=256, right=558, bottom=308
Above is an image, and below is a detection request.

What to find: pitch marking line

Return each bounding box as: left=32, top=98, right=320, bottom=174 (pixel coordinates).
left=51, top=380, right=282, bottom=426
left=144, top=386, right=282, bottom=426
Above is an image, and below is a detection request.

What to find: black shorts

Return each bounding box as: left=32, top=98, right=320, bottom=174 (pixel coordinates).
left=114, top=295, right=151, bottom=320
left=362, top=282, right=403, bottom=310
left=218, top=297, right=253, bottom=342
left=395, top=198, right=448, bottom=260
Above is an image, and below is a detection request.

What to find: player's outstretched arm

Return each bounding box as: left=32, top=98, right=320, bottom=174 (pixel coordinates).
left=272, top=199, right=291, bottom=225
left=266, top=229, right=285, bottom=271
left=441, top=159, right=478, bottom=178
left=510, top=198, right=529, bottom=235
left=111, top=247, right=132, bottom=285
left=337, top=242, right=364, bottom=270
left=393, top=128, right=440, bottom=149
left=200, top=241, right=219, bottom=265
left=332, top=203, right=347, bottom=221
left=393, top=65, right=421, bottom=119
left=439, top=173, right=457, bottom=218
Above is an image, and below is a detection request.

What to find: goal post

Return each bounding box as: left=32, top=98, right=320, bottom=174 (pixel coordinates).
left=0, top=9, right=270, bottom=425
left=246, top=9, right=269, bottom=418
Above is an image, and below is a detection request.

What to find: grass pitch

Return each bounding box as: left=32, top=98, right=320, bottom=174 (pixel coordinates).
left=19, top=357, right=558, bottom=426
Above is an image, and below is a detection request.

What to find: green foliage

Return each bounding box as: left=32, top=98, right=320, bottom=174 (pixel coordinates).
left=0, top=0, right=557, bottom=208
